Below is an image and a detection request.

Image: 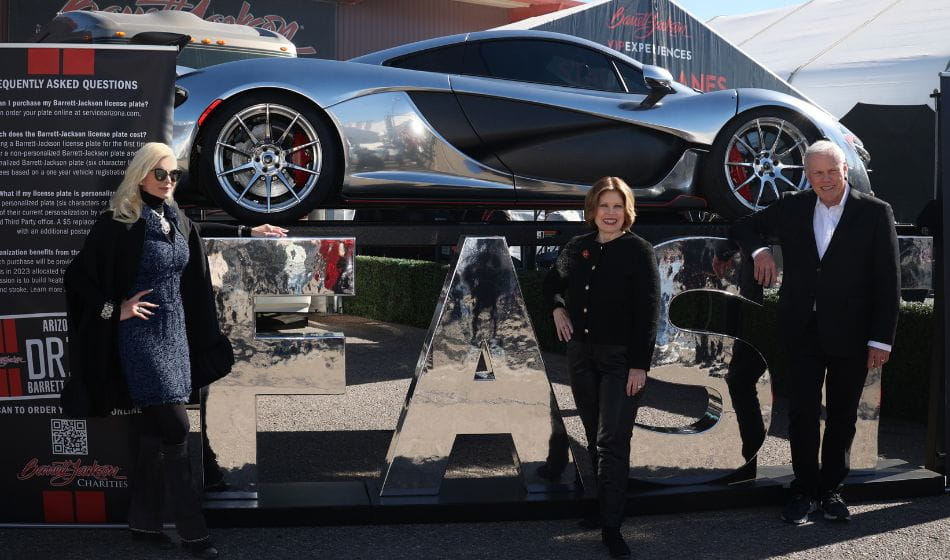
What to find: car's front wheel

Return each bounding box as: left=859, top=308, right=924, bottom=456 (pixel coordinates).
left=197, top=92, right=338, bottom=224
left=704, top=108, right=818, bottom=220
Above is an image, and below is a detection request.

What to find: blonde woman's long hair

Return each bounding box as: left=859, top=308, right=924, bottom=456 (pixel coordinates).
left=109, top=142, right=176, bottom=224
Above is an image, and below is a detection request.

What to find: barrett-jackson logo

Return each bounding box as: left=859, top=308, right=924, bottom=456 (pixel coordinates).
left=608, top=6, right=691, bottom=40
left=59, top=0, right=316, bottom=55
left=17, top=458, right=128, bottom=488
left=0, top=354, right=25, bottom=367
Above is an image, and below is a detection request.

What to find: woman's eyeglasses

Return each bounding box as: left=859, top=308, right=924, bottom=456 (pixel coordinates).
left=151, top=168, right=182, bottom=183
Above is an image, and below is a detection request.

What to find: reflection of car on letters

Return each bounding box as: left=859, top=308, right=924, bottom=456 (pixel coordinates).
left=169, top=29, right=871, bottom=223
left=33, top=10, right=295, bottom=69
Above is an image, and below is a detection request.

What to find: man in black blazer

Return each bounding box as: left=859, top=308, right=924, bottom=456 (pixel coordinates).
left=731, top=140, right=900, bottom=524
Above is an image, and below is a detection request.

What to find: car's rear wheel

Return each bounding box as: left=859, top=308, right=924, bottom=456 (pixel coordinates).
left=198, top=92, right=338, bottom=224
left=704, top=108, right=818, bottom=220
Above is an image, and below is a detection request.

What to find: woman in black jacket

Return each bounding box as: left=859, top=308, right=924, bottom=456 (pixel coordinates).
left=63, top=142, right=285, bottom=558
left=542, top=176, right=660, bottom=559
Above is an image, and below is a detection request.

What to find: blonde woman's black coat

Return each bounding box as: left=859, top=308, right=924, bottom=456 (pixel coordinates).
left=61, top=210, right=234, bottom=417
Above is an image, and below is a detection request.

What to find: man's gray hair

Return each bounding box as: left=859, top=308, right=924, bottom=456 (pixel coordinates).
left=804, top=140, right=846, bottom=167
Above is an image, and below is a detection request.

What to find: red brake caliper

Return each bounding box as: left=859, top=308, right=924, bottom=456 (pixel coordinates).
left=728, top=143, right=753, bottom=202
left=289, top=130, right=313, bottom=190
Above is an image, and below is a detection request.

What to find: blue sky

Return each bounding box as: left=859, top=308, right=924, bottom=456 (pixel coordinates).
left=581, top=0, right=807, bottom=22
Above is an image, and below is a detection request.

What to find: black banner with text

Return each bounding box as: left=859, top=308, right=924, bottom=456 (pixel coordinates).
left=0, top=44, right=174, bottom=523
left=0, top=45, right=174, bottom=315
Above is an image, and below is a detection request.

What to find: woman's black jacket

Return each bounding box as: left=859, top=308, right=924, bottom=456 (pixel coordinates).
left=542, top=230, right=660, bottom=371
left=61, top=209, right=234, bottom=417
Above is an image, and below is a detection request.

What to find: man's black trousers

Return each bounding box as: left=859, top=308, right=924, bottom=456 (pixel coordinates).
left=787, top=318, right=869, bottom=497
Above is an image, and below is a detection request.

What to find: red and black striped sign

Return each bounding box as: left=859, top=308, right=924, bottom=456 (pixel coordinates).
left=27, top=47, right=96, bottom=76
left=0, top=319, right=23, bottom=397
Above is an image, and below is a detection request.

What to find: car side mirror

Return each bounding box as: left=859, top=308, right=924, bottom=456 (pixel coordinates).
left=641, top=65, right=674, bottom=109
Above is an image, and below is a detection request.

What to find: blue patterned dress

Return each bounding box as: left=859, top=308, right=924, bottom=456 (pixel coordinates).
left=118, top=204, right=192, bottom=407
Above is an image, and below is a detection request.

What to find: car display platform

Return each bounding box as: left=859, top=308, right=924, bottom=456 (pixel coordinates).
left=202, top=460, right=945, bottom=527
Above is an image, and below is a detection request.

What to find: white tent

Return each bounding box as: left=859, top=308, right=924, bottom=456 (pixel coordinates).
left=707, top=0, right=950, bottom=117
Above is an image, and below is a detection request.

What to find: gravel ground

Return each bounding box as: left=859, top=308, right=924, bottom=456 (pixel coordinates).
left=2, top=314, right=946, bottom=559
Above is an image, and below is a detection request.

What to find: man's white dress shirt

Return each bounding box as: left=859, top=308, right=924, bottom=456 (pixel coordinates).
left=753, top=185, right=891, bottom=352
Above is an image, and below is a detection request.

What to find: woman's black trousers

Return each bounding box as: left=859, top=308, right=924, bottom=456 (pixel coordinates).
left=567, top=341, right=643, bottom=528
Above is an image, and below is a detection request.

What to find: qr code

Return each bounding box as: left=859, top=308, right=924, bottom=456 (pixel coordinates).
left=51, top=419, right=88, bottom=455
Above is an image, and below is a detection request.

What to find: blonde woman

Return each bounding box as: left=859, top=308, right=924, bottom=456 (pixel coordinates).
left=64, top=142, right=284, bottom=558
left=542, top=176, right=660, bottom=558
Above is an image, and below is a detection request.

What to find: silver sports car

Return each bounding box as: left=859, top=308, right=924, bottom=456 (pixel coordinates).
left=171, top=29, right=871, bottom=223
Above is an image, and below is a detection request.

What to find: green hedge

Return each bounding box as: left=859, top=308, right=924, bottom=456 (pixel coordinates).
left=344, top=256, right=935, bottom=423
left=882, top=302, right=935, bottom=421
left=344, top=256, right=448, bottom=328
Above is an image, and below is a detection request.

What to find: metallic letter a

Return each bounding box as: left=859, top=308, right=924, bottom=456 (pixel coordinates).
left=380, top=237, right=576, bottom=496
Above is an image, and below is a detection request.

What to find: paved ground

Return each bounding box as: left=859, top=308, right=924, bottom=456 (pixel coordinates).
left=2, top=496, right=948, bottom=559
left=2, top=315, right=947, bottom=559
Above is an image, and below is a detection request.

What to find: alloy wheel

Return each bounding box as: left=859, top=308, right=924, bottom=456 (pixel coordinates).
left=722, top=117, right=809, bottom=211
left=212, top=103, right=323, bottom=214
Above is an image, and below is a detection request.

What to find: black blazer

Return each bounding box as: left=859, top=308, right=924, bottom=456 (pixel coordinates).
left=730, top=188, right=900, bottom=357
left=62, top=207, right=234, bottom=416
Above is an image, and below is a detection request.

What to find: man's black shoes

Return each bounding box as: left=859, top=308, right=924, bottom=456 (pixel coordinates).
left=601, top=527, right=631, bottom=558
left=820, top=492, right=851, bottom=521
left=782, top=493, right=816, bottom=524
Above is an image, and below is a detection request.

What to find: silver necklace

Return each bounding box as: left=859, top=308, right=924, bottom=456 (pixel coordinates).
left=151, top=206, right=171, bottom=235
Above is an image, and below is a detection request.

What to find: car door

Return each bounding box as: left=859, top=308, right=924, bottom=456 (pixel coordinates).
left=448, top=38, right=688, bottom=203
left=381, top=42, right=516, bottom=202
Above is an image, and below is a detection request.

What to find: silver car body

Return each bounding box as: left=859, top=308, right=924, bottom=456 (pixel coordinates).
left=172, top=29, right=869, bottom=208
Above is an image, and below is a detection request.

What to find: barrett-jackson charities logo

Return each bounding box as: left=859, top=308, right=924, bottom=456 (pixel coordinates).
left=59, top=0, right=316, bottom=55
left=608, top=6, right=691, bottom=40
left=17, top=458, right=128, bottom=488
left=0, top=317, right=69, bottom=399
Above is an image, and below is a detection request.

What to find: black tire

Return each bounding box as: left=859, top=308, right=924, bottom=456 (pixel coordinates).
left=703, top=108, right=819, bottom=220
left=196, top=91, right=339, bottom=224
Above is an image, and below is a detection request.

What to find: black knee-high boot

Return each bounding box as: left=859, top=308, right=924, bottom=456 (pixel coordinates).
left=128, top=435, right=163, bottom=533
left=160, top=441, right=210, bottom=542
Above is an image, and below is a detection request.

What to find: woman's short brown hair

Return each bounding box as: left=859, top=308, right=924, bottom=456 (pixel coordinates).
left=584, top=176, right=636, bottom=230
